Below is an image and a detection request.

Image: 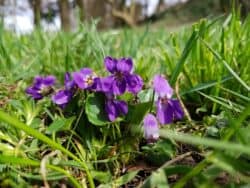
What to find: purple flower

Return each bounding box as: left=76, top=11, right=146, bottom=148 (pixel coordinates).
left=153, top=74, right=184, bottom=125
left=52, top=90, right=72, bottom=108
left=153, top=75, right=173, bottom=98
left=156, top=98, right=184, bottom=125
left=51, top=73, right=76, bottom=108
left=73, top=68, right=97, bottom=90
left=26, top=75, right=56, bottom=100
left=105, top=94, right=128, bottom=122
left=143, top=114, right=159, bottom=142
left=102, top=56, right=143, bottom=95
left=126, top=74, right=143, bottom=94
left=64, top=72, right=76, bottom=91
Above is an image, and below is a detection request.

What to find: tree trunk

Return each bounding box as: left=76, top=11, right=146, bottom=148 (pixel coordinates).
left=0, top=0, right=4, bottom=23
left=240, top=0, right=250, bottom=17
left=76, top=0, right=84, bottom=22
left=83, top=0, right=118, bottom=29
left=59, top=0, right=71, bottom=31
left=31, top=0, right=41, bottom=27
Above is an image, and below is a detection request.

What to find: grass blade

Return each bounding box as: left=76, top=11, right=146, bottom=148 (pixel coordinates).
left=0, top=155, right=81, bottom=188
left=170, top=30, right=198, bottom=85
left=180, top=76, right=232, bottom=96
left=200, top=38, right=250, bottom=91
left=0, top=110, right=94, bottom=188
left=198, top=91, right=242, bottom=112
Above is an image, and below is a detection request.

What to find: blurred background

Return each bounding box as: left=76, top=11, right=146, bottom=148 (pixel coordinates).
left=0, top=0, right=249, bottom=34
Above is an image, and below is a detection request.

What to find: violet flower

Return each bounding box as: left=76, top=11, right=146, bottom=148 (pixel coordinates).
left=105, top=94, right=128, bottom=122
left=73, top=68, right=97, bottom=90
left=153, top=75, right=184, bottom=125
left=102, top=56, right=143, bottom=95
left=64, top=72, right=76, bottom=91
left=52, top=72, right=75, bottom=108
left=156, top=98, right=184, bottom=124
left=26, top=75, right=56, bottom=100
left=143, top=113, right=159, bottom=142
left=52, top=90, right=72, bottom=108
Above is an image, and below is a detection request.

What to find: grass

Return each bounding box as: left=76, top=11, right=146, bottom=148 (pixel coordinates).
left=0, top=8, right=250, bottom=188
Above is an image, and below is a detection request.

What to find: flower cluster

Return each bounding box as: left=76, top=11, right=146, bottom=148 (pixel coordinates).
left=26, top=56, right=143, bottom=122
left=143, top=75, right=184, bottom=142
left=25, top=57, right=184, bottom=143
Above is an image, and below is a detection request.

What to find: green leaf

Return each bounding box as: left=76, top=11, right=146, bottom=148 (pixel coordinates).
left=91, top=170, right=112, bottom=183
left=170, top=30, right=198, bottom=85
left=112, top=170, right=139, bottom=187
left=85, top=93, right=110, bottom=126
left=126, top=102, right=151, bottom=125
left=142, top=140, right=175, bottom=166
left=142, top=169, right=169, bottom=188
left=47, top=116, right=75, bottom=133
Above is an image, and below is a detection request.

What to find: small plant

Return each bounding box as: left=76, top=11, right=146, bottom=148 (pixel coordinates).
left=22, top=55, right=185, bottom=186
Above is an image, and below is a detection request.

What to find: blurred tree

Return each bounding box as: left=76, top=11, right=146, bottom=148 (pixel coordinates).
left=220, top=0, right=250, bottom=17
left=82, top=0, right=115, bottom=28
left=240, top=0, right=250, bottom=17
left=106, top=0, right=142, bottom=27
left=75, top=0, right=84, bottom=22
left=31, top=0, right=41, bottom=27
left=0, top=0, right=4, bottom=23
left=59, top=0, right=75, bottom=31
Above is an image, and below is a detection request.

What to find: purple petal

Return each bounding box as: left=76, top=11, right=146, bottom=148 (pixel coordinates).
left=64, top=72, right=75, bottom=90
left=143, top=114, right=159, bottom=141
left=72, top=72, right=85, bottom=89
left=65, top=72, right=71, bottom=83
left=169, top=99, right=184, bottom=120
left=105, top=93, right=114, bottom=100
left=156, top=99, right=173, bottom=125
left=126, top=74, right=143, bottom=94
left=73, top=68, right=96, bottom=89
left=52, top=90, right=72, bottom=106
left=112, top=78, right=127, bottom=95
left=116, top=100, right=128, bottom=115
left=105, top=100, right=118, bottom=122
left=26, top=87, right=43, bottom=100
left=153, top=75, right=173, bottom=98
left=104, top=56, right=117, bottom=73
left=42, top=75, right=56, bottom=86
left=105, top=99, right=128, bottom=122
left=33, top=76, right=43, bottom=89
left=98, top=76, right=114, bottom=93
left=116, top=58, right=133, bottom=73
left=80, top=68, right=93, bottom=75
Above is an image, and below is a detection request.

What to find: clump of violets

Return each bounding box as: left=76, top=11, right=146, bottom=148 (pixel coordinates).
left=143, top=74, right=184, bottom=142
left=25, top=57, right=184, bottom=141
left=26, top=75, right=56, bottom=100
